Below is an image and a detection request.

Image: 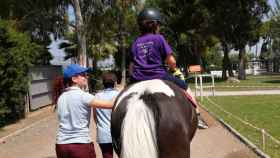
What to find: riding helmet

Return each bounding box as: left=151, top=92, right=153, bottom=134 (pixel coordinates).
left=137, top=8, right=162, bottom=24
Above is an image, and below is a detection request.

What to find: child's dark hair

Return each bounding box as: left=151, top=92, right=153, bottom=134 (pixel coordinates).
left=102, top=71, right=117, bottom=88
left=139, top=21, right=160, bottom=34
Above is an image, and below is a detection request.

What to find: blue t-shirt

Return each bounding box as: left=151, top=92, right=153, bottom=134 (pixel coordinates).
left=131, top=33, right=173, bottom=81
left=56, top=86, right=95, bottom=144
left=95, top=88, right=119, bottom=144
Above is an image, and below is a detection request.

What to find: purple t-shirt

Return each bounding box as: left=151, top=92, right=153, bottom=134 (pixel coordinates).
left=131, top=33, right=172, bottom=81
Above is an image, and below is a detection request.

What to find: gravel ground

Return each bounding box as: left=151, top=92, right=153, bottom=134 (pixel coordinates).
left=0, top=104, right=258, bottom=158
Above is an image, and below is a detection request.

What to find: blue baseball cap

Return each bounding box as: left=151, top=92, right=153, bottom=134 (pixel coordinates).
left=63, top=64, right=91, bottom=79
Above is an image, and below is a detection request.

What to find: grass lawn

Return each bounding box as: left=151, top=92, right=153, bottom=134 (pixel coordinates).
left=200, top=95, right=280, bottom=158
left=189, top=74, right=280, bottom=91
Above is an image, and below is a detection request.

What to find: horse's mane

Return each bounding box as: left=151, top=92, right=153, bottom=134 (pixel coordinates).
left=121, top=92, right=158, bottom=158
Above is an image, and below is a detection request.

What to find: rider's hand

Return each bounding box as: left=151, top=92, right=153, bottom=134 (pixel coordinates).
left=172, top=68, right=185, bottom=80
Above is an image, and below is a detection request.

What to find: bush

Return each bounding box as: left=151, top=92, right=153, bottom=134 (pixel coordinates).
left=0, top=20, right=41, bottom=127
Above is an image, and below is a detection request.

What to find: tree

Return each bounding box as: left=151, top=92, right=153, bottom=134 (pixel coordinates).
left=72, top=0, right=87, bottom=66
left=204, top=0, right=236, bottom=79
left=0, top=0, right=67, bottom=64
left=0, top=0, right=69, bottom=65
left=0, top=20, right=41, bottom=126
left=228, top=0, right=269, bottom=80
left=205, top=0, right=269, bottom=80
left=233, top=0, right=269, bottom=80
left=146, top=0, right=214, bottom=70
left=84, top=0, right=139, bottom=85
left=204, top=44, right=223, bottom=71
left=103, top=0, right=141, bottom=85
left=60, top=0, right=139, bottom=85
left=263, top=0, right=280, bottom=72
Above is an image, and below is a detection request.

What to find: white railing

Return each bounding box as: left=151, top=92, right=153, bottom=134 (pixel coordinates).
left=202, top=96, right=280, bottom=157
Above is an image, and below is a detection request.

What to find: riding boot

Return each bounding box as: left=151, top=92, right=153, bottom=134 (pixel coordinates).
left=197, top=113, right=209, bottom=129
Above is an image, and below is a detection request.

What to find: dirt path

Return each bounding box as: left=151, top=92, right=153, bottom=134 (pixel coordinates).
left=191, top=107, right=257, bottom=158
left=0, top=105, right=258, bottom=158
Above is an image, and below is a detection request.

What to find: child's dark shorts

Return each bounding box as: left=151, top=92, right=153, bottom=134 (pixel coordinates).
left=129, top=73, right=187, bottom=90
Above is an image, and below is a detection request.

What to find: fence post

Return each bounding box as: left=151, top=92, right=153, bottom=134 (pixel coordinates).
left=262, top=129, right=266, bottom=151
left=199, top=75, right=203, bottom=101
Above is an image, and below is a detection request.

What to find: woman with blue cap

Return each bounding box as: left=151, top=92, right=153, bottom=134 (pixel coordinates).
left=55, top=64, right=116, bottom=158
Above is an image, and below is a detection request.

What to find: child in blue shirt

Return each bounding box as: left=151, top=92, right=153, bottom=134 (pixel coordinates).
left=95, top=72, right=119, bottom=158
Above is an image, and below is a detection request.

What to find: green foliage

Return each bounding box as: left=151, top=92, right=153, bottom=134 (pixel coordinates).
left=148, top=0, right=212, bottom=59
left=206, top=0, right=269, bottom=49
left=260, top=4, right=280, bottom=72
left=113, top=6, right=138, bottom=70
left=204, top=0, right=269, bottom=79
left=0, top=20, right=41, bottom=127
left=0, top=0, right=69, bottom=65
left=15, top=0, right=67, bottom=38
left=265, top=1, right=280, bottom=62
left=91, top=42, right=118, bottom=60
left=259, top=21, right=272, bottom=60
left=204, top=45, right=223, bottom=70
left=229, top=52, right=254, bottom=63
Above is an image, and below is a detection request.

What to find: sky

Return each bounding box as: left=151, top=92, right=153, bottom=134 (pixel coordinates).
left=269, top=0, right=276, bottom=8
left=49, top=0, right=278, bottom=65
left=48, top=35, right=71, bottom=66
left=48, top=6, right=74, bottom=66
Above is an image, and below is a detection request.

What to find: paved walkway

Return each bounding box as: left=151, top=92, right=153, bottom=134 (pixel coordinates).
left=0, top=111, right=257, bottom=158
left=1, top=90, right=278, bottom=158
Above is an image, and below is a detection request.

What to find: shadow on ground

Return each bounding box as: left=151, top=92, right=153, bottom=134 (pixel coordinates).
left=263, top=80, right=280, bottom=84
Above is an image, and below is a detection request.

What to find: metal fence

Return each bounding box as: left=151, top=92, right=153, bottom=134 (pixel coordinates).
left=26, top=65, right=62, bottom=112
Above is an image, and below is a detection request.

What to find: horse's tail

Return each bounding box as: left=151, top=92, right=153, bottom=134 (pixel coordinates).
left=120, top=94, right=158, bottom=158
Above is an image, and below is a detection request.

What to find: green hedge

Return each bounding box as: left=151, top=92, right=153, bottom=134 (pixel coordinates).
left=0, top=20, right=41, bottom=127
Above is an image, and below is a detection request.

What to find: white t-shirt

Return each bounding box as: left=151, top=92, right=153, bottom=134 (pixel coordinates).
left=56, top=86, right=94, bottom=144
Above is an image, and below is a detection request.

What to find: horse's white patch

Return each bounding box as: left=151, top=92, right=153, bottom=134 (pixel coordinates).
left=121, top=94, right=158, bottom=158
left=115, top=79, right=175, bottom=110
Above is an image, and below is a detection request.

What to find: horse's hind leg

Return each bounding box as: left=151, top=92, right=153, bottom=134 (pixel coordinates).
left=189, top=107, right=198, bottom=141
left=186, top=143, right=190, bottom=158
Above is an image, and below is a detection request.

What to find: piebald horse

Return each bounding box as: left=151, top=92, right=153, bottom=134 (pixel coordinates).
left=111, top=79, right=198, bottom=158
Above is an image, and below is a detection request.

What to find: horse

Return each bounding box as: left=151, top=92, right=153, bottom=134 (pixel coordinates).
left=111, top=79, right=198, bottom=158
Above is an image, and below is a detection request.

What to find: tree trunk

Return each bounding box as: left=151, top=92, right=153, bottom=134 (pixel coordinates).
left=238, top=47, right=246, bottom=80
left=273, top=58, right=279, bottom=72
left=222, top=56, right=228, bottom=80
left=118, top=8, right=126, bottom=86
left=72, top=0, right=87, bottom=67
left=222, top=43, right=234, bottom=80
left=265, top=60, right=270, bottom=72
